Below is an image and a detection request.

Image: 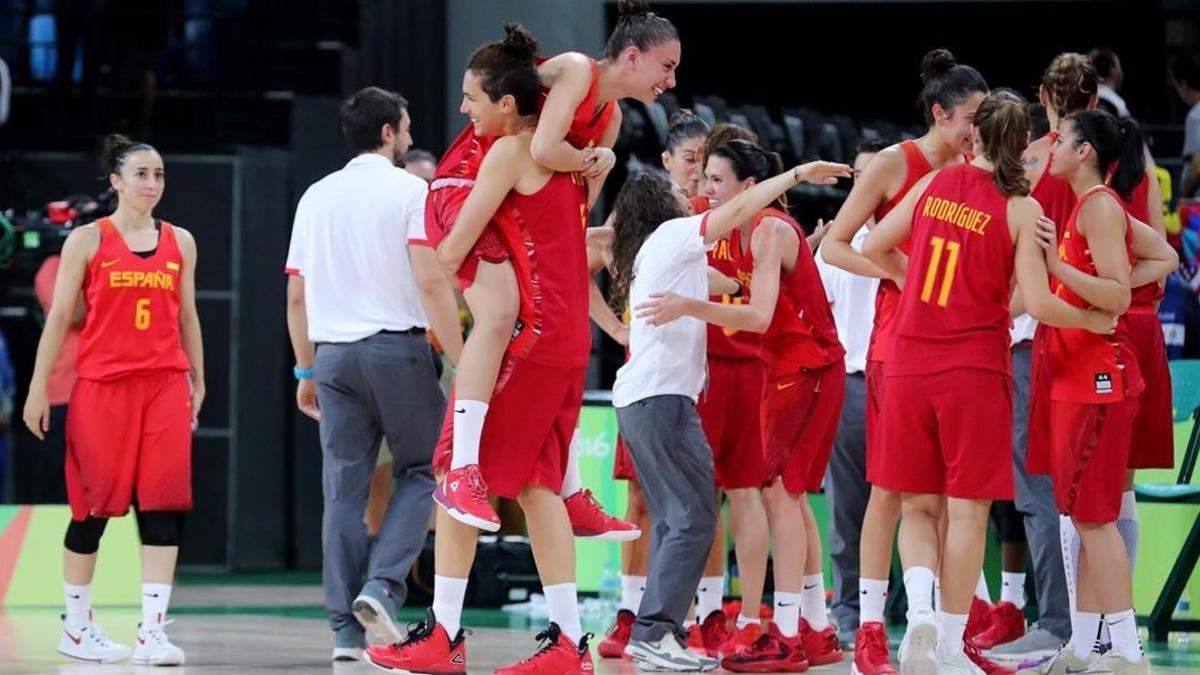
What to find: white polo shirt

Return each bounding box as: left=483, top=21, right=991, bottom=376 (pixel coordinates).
left=285, top=153, right=430, bottom=343
left=816, top=226, right=878, bottom=374
left=613, top=212, right=714, bottom=408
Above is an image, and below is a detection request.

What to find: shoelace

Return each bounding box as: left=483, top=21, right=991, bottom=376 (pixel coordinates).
left=86, top=623, right=116, bottom=647
left=813, top=627, right=840, bottom=653
left=465, top=469, right=489, bottom=504
left=143, top=621, right=176, bottom=646
left=394, top=618, right=437, bottom=648
left=515, top=625, right=564, bottom=665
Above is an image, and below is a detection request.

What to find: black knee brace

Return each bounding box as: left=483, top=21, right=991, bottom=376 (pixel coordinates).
left=64, top=517, right=109, bottom=554
left=136, top=511, right=184, bottom=547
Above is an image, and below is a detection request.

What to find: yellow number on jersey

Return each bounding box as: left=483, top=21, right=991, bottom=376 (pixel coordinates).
left=919, top=236, right=960, bottom=307
left=135, top=298, right=151, bottom=330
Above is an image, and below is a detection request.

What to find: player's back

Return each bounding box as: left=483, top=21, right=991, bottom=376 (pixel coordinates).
left=890, top=163, right=1014, bottom=377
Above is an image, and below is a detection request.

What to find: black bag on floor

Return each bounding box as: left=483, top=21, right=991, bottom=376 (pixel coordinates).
left=467, top=535, right=541, bottom=607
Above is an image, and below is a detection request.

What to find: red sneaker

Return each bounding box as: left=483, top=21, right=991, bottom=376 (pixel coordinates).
left=965, top=640, right=1015, bottom=675
left=853, top=622, right=896, bottom=675
left=364, top=610, right=466, bottom=674
left=972, top=602, right=1026, bottom=650
left=966, top=597, right=995, bottom=640
left=720, top=631, right=809, bottom=673
left=684, top=624, right=707, bottom=655
left=798, top=619, right=844, bottom=666
left=720, top=623, right=764, bottom=659
left=597, top=610, right=634, bottom=659
left=494, top=624, right=594, bottom=674
left=699, top=610, right=731, bottom=658
left=723, top=600, right=743, bottom=625
left=563, top=490, right=640, bottom=542
left=434, top=465, right=500, bottom=532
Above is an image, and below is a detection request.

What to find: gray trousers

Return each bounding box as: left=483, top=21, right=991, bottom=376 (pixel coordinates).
left=825, top=372, right=870, bottom=634
left=314, top=331, right=445, bottom=631
left=617, top=395, right=718, bottom=643
left=1010, top=345, right=1071, bottom=639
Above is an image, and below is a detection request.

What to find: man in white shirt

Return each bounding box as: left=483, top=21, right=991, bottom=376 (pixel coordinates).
left=1089, top=48, right=1130, bottom=119
left=284, top=87, right=463, bottom=662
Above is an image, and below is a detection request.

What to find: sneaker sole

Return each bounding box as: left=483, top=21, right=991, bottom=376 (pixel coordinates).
left=333, top=647, right=364, bottom=661
left=577, top=528, right=643, bottom=542
left=57, top=649, right=130, bottom=664
left=985, top=647, right=1060, bottom=664
left=899, top=622, right=937, bottom=675
left=132, top=654, right=186, bottom=666
left=364, top=652, right=467, bottom=675
left=432, top=491, right=501, bottom=533
left=852, top=664, right=899, bottom=675
left=353, top=595, right=404, bottom=645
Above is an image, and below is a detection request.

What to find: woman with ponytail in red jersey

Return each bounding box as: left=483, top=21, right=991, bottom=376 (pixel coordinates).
left=24, top=135, right=204, bottom=667
left=1023, top=111, right=1177, bottom=675
left=821, top=48, right=988, bottom=675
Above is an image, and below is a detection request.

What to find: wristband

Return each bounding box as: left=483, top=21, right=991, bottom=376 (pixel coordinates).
left=294, top=365, right=315, bottom=380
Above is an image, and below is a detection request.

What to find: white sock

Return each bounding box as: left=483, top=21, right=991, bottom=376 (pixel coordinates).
left=433, top=575, right=468, bottom=637
left=933, top=576, right=942, bottom=612
left=544, top=583, right=583, bottom=643
left=906, top=567, right=936, bottom=612
left=1117, top=491, right=1139, bottom=573
left=737, top=614, right=757, bottom=629
left=620, top=575, right=646, bottom=613
left=560, top=430, right=584, bottom=498
left=697, top=576, right=724, bottom=621
left=860, top=578, right=889, bottom=625
left=975, top=572, right=992, bottom=603
left=450, top=400, right=488, bottom=470
left=1001, top=572, right=1026, bottom=608
left=936, top=611, right=969, bottom=659
left=801, top=574, right=829, bottom=631
left=141, top=583, right=172, bottom=627
left=774, top=592, right=802, bottom=637
left=64, top=583, right=91, bottom=625
left=1069, top=611, right=1102, bottom=659
left=1106, top=609, right=1143, bottom=662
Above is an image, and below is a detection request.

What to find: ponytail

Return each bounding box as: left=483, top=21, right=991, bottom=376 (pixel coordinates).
left=466, top=23, right=541, bottom=114
left=974, top=90, right=1031, bottom=197
left=1066, top=110, right=1144, bottom=200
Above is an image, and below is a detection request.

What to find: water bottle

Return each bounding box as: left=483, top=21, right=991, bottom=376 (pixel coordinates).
left=599, top=562, right=621, bottom=615
left=1175, top=596, right=1191, bottom=646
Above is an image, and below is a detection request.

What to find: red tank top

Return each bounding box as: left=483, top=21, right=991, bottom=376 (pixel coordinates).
left=1048, top=186, right=1143, bottom=403
left=1120, top=175, right=1163, bottom=307
left=77, top=218, right=190, bottom=381
left=506, top=171, right=591, bottom=368
left=705, top=226, right=760, bottom=360
left=689, top=194, right=711, bottom=215
left=867, top=140, right=935, bottom=364
left=537, top=57, right=617, bottom=149
left=741, top=209, right=844, bottom=374
left=889, top=164, right=1014, bottom=377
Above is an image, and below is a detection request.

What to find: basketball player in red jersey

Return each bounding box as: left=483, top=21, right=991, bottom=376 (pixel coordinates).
left=366, top=30, right=597, bottom=675
left=1019, top=111, right=1177, bottom=675
left=820, top=48, right=987, bottom=675
left=23, top=135, right=204, bottom=667
left=429, top=0, right=680, bottom=538
left=637, top=139, right=849, bottom=672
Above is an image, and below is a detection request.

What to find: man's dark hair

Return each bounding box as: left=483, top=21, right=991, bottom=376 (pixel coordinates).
left=1172, top=50, right=1200, bottom=91
left=341, top=87, right=408, bottom=155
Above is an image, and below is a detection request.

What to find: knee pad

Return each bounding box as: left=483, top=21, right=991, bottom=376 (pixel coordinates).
left=136, top=511, right=184, bottom=547
left=64, top=517, right=109, bottom=554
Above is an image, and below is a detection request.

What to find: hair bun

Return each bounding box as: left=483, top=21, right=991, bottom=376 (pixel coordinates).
left=920, top=48, right=957, bottom=83
left=617, top=0, right=652, bottom=19
left=500, top=22, right=539, bottom=58
left=668, top=109, right=700, bottom=126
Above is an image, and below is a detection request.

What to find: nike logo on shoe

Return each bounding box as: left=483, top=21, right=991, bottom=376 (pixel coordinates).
left=64, top=630, right=82, bottom=645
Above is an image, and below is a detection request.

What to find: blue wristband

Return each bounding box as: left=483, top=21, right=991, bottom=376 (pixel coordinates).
left=294, top=365, right=315, bottom=380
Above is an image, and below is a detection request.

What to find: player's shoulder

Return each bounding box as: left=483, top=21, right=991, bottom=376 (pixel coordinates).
left=539, top=51, right=592, bottom=76
left=1008, top=194, right=1043, bottom=221
left=1078, top=187, right=1125, bottom=222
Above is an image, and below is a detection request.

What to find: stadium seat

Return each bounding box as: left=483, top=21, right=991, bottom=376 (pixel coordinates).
left=1135, top=359, right=1200, bottom=642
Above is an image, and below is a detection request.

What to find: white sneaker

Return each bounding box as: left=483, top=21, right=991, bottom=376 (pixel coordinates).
left=626, top=633, right=719, bottom=672
left=1085, top=652, right=1151, bottom=674
left=58, top=614, right=132, bottom=663
left=132, top=621, right=186, bottom=666
left=935, top=649, right=987, bottom=674
left=1016, top=646, right=1097, bottom=674
left=899, top=604, right=938, bottom=675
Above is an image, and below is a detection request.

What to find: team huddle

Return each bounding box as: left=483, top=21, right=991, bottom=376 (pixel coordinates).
left=20, top=0, right=1180, bottom=674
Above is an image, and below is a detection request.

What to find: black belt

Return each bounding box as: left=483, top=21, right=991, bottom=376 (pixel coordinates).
left=380, top=327, right=426, bottom=336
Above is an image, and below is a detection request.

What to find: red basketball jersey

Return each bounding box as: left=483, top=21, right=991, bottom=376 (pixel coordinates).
left=742, top=209, right=844, bottom=373
left=889, top=164, right=1014, bottom=377
left=77, top=218, right=190, bottom=381
left=867, top=139, right=935, bottom=364
left=537, top=57, right=617, bottom=149
left=1120, top=175, right=1163, bottom=307
left=506, top=171, right=591, bottom=368
left=1048, top=186, right=1143, bottom=403
left=706, top=227, right=760, bottom=360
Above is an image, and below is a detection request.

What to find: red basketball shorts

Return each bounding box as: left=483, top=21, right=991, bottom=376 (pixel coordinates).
left=435, top=359, right=585, bottom=498
left=697, top=357, right=765, bottom=490
left=1126, top=309, right=1174, bottom=469
left=875, top=369, right=1014, bottom=500
left=66, top=370, right=193, bottom=521
left=761, top=360, right=845, bottom=495
left=1050, top=398, right=1140, bottom=523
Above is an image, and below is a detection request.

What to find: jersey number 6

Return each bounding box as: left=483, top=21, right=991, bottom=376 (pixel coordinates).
left=135, top=298, right=151, bottom=330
